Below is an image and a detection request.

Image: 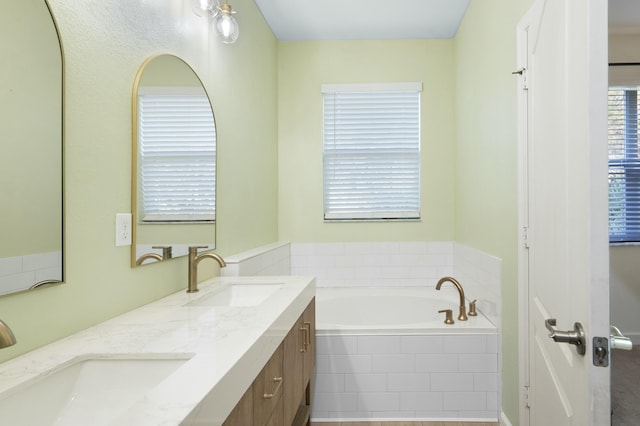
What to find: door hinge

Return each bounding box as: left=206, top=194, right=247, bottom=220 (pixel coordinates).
left=524, top=385, right=531, bottom=408
left=513, top=67, right=528, bottom=90
left=522, top=226, right=530, bottom=249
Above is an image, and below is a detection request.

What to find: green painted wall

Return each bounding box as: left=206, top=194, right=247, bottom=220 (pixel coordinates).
left=0, top=0, right=279, bottom=363
left=454, top=0, right=533, bottom=423
left=277, top=40, right=456, bottom=242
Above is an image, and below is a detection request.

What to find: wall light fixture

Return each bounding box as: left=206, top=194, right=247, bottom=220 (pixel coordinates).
left=191, top=0, right=239, bottom=44
left=213, top=0, right=239, bottom=44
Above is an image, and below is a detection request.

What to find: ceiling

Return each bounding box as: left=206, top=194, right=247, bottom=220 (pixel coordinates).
left=253, top=0, right=640, bottom=42
left=253, top=0, right=471, bottom=41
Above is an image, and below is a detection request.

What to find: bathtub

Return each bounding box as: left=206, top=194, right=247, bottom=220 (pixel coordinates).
left=315, top=286, right=496, bottom=334
left=312, top=287, right=499, bottom=422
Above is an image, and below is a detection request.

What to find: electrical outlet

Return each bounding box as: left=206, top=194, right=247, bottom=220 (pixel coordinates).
left=115, top=213, right=132, bottom=246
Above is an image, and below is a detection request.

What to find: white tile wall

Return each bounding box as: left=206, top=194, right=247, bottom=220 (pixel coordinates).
left=0, top=251, right=62, bottom=295
left=453, top=243, right=502, bottom=329
left=311, top=333, right=499, bottom=422
left=291, top=241, right=455, bottom=287
left=221, top=242, right=290, bottom=276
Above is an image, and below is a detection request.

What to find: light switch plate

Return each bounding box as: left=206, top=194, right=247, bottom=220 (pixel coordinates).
left=115, top=213, right=132, bottom=246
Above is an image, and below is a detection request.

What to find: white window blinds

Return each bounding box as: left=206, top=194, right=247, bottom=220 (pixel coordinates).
left=608, top=88, right=640, bottom=242
left=138, top=87, right=216, bottom=222
left=322, top=83, right=421, bottom=220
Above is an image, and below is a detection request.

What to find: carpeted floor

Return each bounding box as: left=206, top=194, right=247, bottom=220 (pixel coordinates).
left=611, top=345, right=640, bottom=425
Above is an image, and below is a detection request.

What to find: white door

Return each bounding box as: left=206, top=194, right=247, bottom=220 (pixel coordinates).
left=517, top=0, right=610, bottom=425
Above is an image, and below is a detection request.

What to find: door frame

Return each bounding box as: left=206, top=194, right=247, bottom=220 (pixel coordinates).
left=516, top=4, right=531, bottom=422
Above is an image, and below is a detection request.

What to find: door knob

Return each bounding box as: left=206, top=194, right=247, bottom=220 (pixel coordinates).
left=545, top=318, right=586, bottom=356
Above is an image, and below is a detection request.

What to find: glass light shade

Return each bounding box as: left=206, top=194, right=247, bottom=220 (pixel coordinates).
left=214, top=4, right=239, bottom=44
left=192, top=0, right=219, bottom=18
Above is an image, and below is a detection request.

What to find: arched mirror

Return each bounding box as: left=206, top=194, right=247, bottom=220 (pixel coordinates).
left=132, top=55, right=216, bottom=267
left=0, top=0, right=64, bottom=295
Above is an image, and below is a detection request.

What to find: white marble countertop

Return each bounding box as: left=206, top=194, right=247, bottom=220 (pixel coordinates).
left=0, top=275, right=316, bottom=425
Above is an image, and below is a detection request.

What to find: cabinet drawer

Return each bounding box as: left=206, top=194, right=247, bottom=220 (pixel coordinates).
left=253, top=344, right=284, bottom=424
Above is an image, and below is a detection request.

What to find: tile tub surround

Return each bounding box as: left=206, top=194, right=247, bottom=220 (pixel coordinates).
left=291, top=242, right=455, bottom=288
left=312, top=333, right=499, bottom=422
left=0, top=275, right=315, bottom=426
left=290, top=241, right=502, bottom=422
left=221, top=241, right=291, bottom=276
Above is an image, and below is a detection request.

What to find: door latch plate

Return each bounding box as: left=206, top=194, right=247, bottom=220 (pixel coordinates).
left=593, top=337, right=608, bottom=367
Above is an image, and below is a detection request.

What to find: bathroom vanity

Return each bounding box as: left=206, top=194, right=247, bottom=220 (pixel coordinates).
left=0, top=276, right=315, bottom=426
left=223, top=300, right=315, bottom=426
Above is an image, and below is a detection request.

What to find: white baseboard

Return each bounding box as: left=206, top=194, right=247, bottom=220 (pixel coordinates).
left=500, top=411, right=514, bottom=426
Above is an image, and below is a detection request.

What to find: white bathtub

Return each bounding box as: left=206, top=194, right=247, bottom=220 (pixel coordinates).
left=315, top=286, right=496, bottom=334
left=312, top=286, right=499, bottom=422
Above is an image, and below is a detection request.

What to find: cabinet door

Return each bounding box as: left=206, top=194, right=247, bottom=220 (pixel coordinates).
left=283, top=299, right=316, bottom=426
left=302, top=299, right=315, bottom=384
left=222, top=384, right=253, bottom=426
left=283, top=315, right=305, bottom=425
left=253, top=344, right=284, bottom=425
left=264, top=393, right=284, bottom=426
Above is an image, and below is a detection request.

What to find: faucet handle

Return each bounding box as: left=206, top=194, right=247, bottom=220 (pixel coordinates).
left=468, top=299, right=478, bottom=316
left=188, top=245, right=209, bottom=254
left=152, top=245, right=173, bottom=259
left=438, top=309, right=455, bottom=325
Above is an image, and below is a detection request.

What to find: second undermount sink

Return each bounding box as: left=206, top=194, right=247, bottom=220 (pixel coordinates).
left=0, top=356, right=189, bottom=426
left=185, top=283, right=283, bottom=307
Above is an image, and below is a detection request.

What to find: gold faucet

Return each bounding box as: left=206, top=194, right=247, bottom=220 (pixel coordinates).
left=135, top=252, right=163, bottom=265
left=436, top=276, right=467, bottom=321
left=135, top=246, right=173, bottom=266
left=188, top=246, right=226, bottom=293
left=0, top=319, right=17, bottom=349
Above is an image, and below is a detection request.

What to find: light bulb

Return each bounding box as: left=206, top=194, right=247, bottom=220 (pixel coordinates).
left=214, top=3, right=239, bottom=44
left=192, top=0, right=219, bottom=18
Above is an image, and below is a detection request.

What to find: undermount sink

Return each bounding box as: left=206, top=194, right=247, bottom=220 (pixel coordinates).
left=0, top=356, right=189, bottom=426
left=185, top=283, right=283, bottom=307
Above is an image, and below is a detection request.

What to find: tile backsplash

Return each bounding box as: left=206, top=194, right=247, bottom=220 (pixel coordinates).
left=221, top=241, right=290, bottom=277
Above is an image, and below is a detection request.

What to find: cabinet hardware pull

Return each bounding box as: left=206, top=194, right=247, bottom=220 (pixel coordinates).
left=263, top=377, right=283, bottom=399
left=303, top=321, right=312, bottom=346
left=300, top=326, right=308, bottom=352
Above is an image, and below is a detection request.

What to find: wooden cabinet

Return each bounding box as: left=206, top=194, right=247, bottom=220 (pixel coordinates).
left=283, top=299, right=315, bottom=426
left=222, top=385, right=253, bottom=426
left=223, top=299, right=315, bottom=426
left=254, top=345, right=284, bottom=425
left=223, top=345, right=283, bottom=426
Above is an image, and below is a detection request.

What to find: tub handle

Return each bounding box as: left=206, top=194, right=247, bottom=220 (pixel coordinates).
left=438, top=309, right=455, bottom=325
left=468, top=300, right=478, bottom=316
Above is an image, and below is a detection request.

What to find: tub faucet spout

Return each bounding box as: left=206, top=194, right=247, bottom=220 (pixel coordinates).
left=436, top=276, right=467, bottom=321
left=188, top=246, right=226, bottom=293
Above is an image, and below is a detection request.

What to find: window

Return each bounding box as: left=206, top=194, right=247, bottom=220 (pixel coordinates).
left=138, top=87, right=216, bottom=222
left=608, top=88, right=640, bottom=242
left=322, top=83, right=421, bottom=221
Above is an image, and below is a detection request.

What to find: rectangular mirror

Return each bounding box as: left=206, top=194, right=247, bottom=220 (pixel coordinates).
left=0, top=0, right=64, bottom=295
